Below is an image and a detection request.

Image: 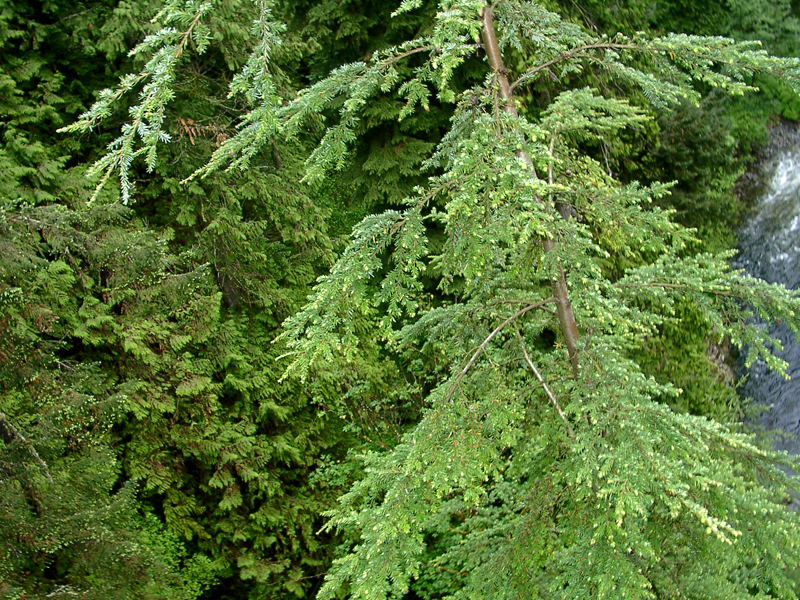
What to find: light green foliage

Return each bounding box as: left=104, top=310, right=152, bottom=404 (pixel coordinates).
left=654, top=0, right=800, bottom=157
left=268, top=2, right=800, bottom=599
left=60, top=1, right=219, bottom=203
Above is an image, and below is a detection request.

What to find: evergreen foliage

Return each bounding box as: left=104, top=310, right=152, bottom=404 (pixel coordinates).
left=1, top=1, right=408, bottom=597
left=276, top=2, right=800, bottom=598
left=0, top=2, right=203, bottom=596
left=7, top=0, right=800, bottom=598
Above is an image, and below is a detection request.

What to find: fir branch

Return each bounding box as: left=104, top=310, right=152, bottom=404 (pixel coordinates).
left=444, top=298, right=555, bottom=403
left=59, top=0, right=216, bottom=203
left=514, top=324, right=575, bottom=440
left=508, top=42, right=639, bottom=91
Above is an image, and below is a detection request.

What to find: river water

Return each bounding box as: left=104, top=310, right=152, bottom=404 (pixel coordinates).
left=736, top=144, right=800, bottom=453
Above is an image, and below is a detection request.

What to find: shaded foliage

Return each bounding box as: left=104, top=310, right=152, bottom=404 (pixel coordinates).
left=5, top=0, right=800, bottom=598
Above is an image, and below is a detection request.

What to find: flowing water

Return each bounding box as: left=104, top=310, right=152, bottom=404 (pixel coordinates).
left=737, top=144, right=800, bottom=452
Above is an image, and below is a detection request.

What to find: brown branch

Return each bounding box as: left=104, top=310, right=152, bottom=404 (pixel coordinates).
left=481, top=4, right=582, bottom=377
left=0, top=413, right=53, bottom=483
left=377, top=45, right=435, bottom=68
left=514, top=327, right=575, bottom=440
left=508, top=43, right=639, bottom=92
left=547, top=135, right=581, bottom=375
left=433, top=564, right=469, bottom=577
left=480, top=6, right=521, bottom=119
left=445, top=299, right=556, bottom=403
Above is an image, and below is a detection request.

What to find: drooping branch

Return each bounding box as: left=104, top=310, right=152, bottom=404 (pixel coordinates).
left=514, top=326, right=575, bottom=440
left=508, top=42, right=638, bottom=92
left=0, top=413, right=53, bottom=483
left=445, top=299, right=556, bottom=402
left=480, top=3, right=581, bottom=376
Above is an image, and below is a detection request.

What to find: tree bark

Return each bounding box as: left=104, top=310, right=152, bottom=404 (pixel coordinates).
left=480, top=4, right=581, bottom=376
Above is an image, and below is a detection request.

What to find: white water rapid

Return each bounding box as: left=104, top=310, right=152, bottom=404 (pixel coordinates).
left=737, top=145, right=800, bottom=452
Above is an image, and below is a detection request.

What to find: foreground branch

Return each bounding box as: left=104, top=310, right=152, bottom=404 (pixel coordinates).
left=480, top=4, right=581, bottom=376
left=508, top=42, right=638, bottom=92
left=514, top=327, right=576, bottom=440
left=445, top=299, right=555, bottom=402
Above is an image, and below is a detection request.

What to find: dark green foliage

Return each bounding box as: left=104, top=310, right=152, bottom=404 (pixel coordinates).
left=287, top=0, right=449, bottom=214
left=0, top=1, right=410, bottom=597
left=0, top=199, right=213, bottom=599
left=651, top=0, right=732, bottom=36
left=0, top=2, right=197, bottom=593
left=654, top=0, right=800, bottom=180
left=636, top=297, right=741, bottom=420
left=7, top=0, right=800, bottom=598
left=726, top=0, right=800, bottom=56
left=648, top=96, right=744, bottom=249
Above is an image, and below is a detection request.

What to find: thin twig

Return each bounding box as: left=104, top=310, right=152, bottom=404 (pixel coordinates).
left=513, top=327, right=576, bottom=440
left=508, top=43, right=639, bottom=92
left=619, top=281, right=734, bottom=297
left=444, top=299, right=555, bottom=403
left=0, top=413, right=54, bottom=483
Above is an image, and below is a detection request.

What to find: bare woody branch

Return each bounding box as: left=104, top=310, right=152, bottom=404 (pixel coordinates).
left=445, top=299, right=556, bottom=403
left=514, top=326, right=576, bottom=440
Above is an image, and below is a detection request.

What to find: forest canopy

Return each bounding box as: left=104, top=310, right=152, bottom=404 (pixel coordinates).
left=4, top=0, right=800, bottom=599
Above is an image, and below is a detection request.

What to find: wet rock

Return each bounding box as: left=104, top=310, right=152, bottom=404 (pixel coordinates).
left=736, top=129, right=800, bottom=453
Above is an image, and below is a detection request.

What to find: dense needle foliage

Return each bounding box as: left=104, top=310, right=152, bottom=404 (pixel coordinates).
left=5, top=0, right=800, bottom=599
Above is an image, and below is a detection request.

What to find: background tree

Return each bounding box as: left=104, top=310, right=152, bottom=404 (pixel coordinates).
left=1, top=1, right=410, bottom=597
left=8, top=0, right=800, bottom=598
left=0, top=2, right=213, bottom=597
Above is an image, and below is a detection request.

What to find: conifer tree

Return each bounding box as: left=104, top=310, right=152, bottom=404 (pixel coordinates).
left=5, top=1, right=414, bottom=597
left=273, top=2, right=800, bottom=598
left=62, top=0, right=800, bottom=598
left=0, top=4, right=217, bottom=597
